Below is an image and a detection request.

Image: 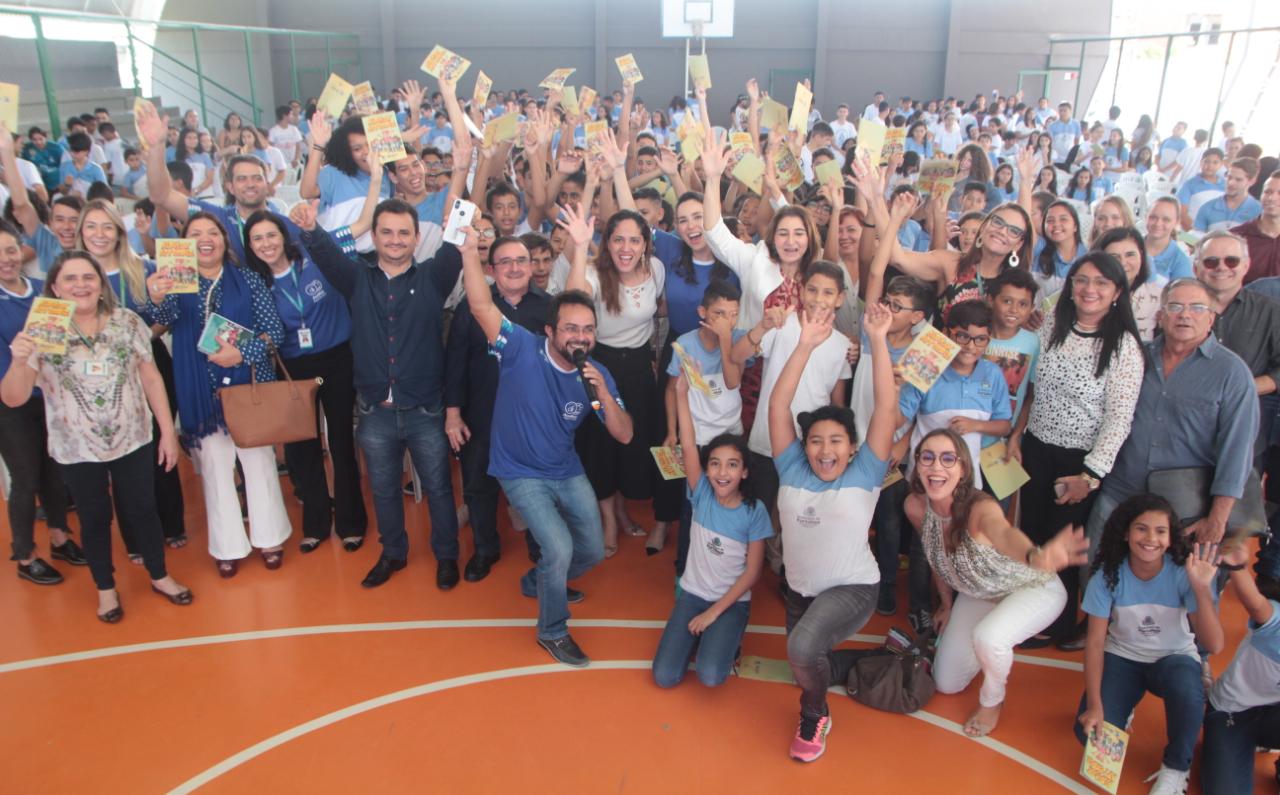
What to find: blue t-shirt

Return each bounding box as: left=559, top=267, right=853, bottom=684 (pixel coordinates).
left=268, top=256, right=353, bottom=358
left=1033, top=237, right=1076, bottom=279
left=414, top=190, right=449, bottom=228
left=661, top=254, right=741, bottom=338
left=122, top=166, right=147, bottom=195
left=1148, top=240, right=1194, bottom=280
left=316, top=164, right=393, bottom=216
left=904, top=139, right=933, bottom=159
left=679, top=474, right=774, bottom=602
left=1194, top=195, right=1262, bottom=232
left=897, top=218, right=931, bottom=253
left=1047, top=119, right=1082, bottom=159
left=1082, top=556, right=1202, bottom=663
left=665, top=327, right=751, bottom=444
left=58, top=160, right=108, bottom=195
left=982, top=328, right=1039, bottom=445
left=1159, top=137, right=1187, bottom=160
left=1210, top=600, right=1280, bottom=713
left=188, top=199, right=303, bottom=267
left=1176, top=175, right=1226, bottom=206
left=0, top=276, right=42, bottom=384
left=775, top=437, right=888, bottom=596
left=487, top=319, right=623, bottom=481
left=426, top=126, right=454, bottom=154
left=22, top=225, right=64, bottom=273
left=104, top=262, right=156, bottom=317
left=127, top=227, right=146, bottom=256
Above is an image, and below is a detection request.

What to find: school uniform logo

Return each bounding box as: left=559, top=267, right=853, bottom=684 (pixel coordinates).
left=706, top=537, right=724, bottom=556
left=1138, top=615, right=1161, bottom=637
left=304, top=279, right=326, bottom=302
left=796, top=505, right=820, bottom=528
left=562, top=401, right=584, bottom=422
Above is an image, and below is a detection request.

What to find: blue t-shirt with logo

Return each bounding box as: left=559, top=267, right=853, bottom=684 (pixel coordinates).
left=487, top=318, right=623, bottom=481
left=268, top=255, right=353, bottom=358
left=1083, top=556, right=1202, bottom=663
left=679, top=474, right=774, bottom=603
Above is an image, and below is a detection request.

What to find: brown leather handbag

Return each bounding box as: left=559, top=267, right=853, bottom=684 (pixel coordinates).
left=219, top=338, right=323, bottom=448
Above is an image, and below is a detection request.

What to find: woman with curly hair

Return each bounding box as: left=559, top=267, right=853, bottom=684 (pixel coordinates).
left=299, top=113, right=392, bottom=251
left=1074, top=493, right=1224, bottom=795
left=904, top=427, right=1087, bottom=738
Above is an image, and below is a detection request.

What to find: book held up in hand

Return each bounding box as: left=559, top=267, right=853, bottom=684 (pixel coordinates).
left=350, top=81, right=378, bottom=115
left=22, top=297, right=74, bottom=355
left=917, top=159, right=958, bottom=197
left=651, top=446, right=686, bottom=481
left=156, top=238, right=198, bottom=294
left=420, top=45, right=471, bottom=81
left=316, top=73, right=353, bottom=120
left=197, top=313, right=255, bottom=356
left=615, top=53, right=643, bottom=84
left=539, top=68, right=576, bottom=91
left=979, top=441, right=1030, bottom=501
left=898, top=326, right=960, bottom=393
left=362, top=112, right=407, bottom=166
left=1079, top=721, right=1129, bottom=794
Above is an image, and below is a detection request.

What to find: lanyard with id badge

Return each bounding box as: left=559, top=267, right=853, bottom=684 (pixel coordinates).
left=71, top=316, right=111, bottom=378
left=278, top=264, right=313, bottom=350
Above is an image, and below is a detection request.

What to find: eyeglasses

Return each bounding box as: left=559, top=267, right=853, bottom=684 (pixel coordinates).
left=1200, top=256, right=1243, bottom=270
left=1070, top=275, right=1114, bottom=290
left=986, top=215, right=1026, bottom=240
left=951, top=330, right=991, bottom=347
left=1164, top=302, right=1213, bottom=315
left=917, top=450, right=959, bottom=468
left=879, top=297, right=916, bottom=314
left=475, top=228, right=497, bottom=240
left=494, top=256, right=530, bottom=268
left=557, top=324, right=595, bottom=336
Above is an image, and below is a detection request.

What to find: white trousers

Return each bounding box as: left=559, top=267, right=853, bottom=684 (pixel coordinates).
left=192, top=430, right=292, bottom=560
left=933, top=577, right=1066, bottom=707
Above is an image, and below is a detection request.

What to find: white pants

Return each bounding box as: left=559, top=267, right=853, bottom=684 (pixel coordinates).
left=192, top=430, right=292, bottom=560
left=933, top=578, right=1066, bottom=707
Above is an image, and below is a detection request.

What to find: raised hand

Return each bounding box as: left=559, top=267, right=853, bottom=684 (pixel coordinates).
left=308, top=111, right=332, bottom=149
left=555, top=200, right=595, bottom=250
left=556, top=151, right=584, bottom=175
left=798, top=305, right=834, bottom=347
left=289, top=202, right=318, bottom=232
left=437, top=73, right=458, bottom=101
left=700, top=127, right=730, bottom=177
left=1016, top=147, right=1037, bottom=184
left=0, top=123, right=13, bottom=156
left=134, top=100, right=169, bottom=149
left=657, top=146, right=679, bottom=176
left=889, top=190, right=918, bottom=223
left=1035, top=524, right=1090, bottom=572
left=399, top=79, right=426, bottom=117
left=761, top=304, right=792, bottom=331
left=7, top=332, right=36, bottom=364
left=1186, top=542, right=1223, bottom=590
left=600, top=128, right=629, bottom=171
left=862, top=298, right=891, bottom=340
left=746, top=78, right=759, bottom=104
left=145, top=270, right=174, bottom=305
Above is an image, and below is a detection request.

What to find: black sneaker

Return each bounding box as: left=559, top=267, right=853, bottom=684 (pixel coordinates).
left=18, top=557, right=63, bottom=585
left=908, top=608, right=933, bottom=636
left=537, top=634, right=590, bottom=667
left=51, top=538, right=87, bottom=566
left=876, top=583, right=897, bottom=616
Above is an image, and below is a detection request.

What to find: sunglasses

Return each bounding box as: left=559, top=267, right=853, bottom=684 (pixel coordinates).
left=917, top=450, right=959, bottom=468
left=1200, top=256, right=1243, bottom=270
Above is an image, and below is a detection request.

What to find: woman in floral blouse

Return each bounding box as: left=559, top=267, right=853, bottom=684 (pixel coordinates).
left=2, top=250, right=192, bottom=622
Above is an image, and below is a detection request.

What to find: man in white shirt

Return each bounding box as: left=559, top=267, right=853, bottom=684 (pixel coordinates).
left=267, top=105, right=304, bottom=168
left=99, top=123, right=128, bottom=185
left=1217, top=121, right=1236, bottom=152
left=862, top=92, right=886, bottom=121
left=1100, top=105, right=1122, bottom=138
left=934, top=113, right=964, bottom=156
left=830, top=105, right=857, bottom=149
left=1173, top=129, right=1210, bottom=189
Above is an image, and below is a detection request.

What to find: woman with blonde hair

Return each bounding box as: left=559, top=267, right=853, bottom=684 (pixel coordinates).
left=76, top=199, right=188, bottom=552
left=1088, top=195, right=1135, bottom=246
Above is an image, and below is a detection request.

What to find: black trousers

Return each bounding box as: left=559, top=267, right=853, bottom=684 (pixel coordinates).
left=651, top=330, right=683, bottom=523
left=118, top=340, right=185, bottom=552
left=283, top=343, right=368, bottom=540
left=575, top=341, right=656, bottom=502
left=61, top=443, right=167, bottom=590
left=458, top=425, right=502, bottom=559
left=1020, top=432, right=1099, bottom=639
left=0, top=397, right=68, bottom=561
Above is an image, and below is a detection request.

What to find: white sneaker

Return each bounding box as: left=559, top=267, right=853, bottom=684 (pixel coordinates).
left=1144, top=765, right=1189, bottom=795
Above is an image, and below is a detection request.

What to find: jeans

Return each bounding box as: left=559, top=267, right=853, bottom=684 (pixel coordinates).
left=59, top=443, right=167, bottom=590
left=500, top=474, right=604, bottom=640
left=784, top=582, right=878, bottom=718
left=873, top=477, right=931, bottom=613
left=1072, top=652, right=1205, bottom=772
left=358, top=401, right=458, bottom=562
left=0, top=397, right=68, bottom=561
left=1202, top=702, right=1280, bottom=795
left=652, top=592, right=750, bottom=688
left=933, top=579, right=1066, bottom=707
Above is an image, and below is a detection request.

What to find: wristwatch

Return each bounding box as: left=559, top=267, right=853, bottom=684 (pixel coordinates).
left=1079, top=472, right=1101, bottom=492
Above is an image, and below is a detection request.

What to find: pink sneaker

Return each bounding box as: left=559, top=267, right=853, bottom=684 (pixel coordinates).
left=789, top=713, right=832, bottom=762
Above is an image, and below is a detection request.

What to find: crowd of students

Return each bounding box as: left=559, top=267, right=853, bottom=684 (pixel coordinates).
left=1, top=70, right=1279, bottom=793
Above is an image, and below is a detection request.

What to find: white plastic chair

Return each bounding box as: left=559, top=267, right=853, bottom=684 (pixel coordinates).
left=1113, top=183, right=1146, bottom=219
left=1118, top=172, right=1145, bottom=187
left=273, top=184, right=301, bottom=208
left=1143, top=170, right=1175, bottom=193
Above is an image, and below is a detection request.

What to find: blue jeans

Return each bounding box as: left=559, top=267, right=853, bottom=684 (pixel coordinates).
left=357, top=401, right=458, bottom=562
left=1073, top=652, right=1205, bottom=772
left=1202, top=702, right=1280, bottom=795
left=652, top=592, right=750, bottom=688
left=499, top=474, right=603, bottom=640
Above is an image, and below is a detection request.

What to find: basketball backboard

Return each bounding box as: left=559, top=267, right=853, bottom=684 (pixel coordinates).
left=661, top=0, right=735, bottom=38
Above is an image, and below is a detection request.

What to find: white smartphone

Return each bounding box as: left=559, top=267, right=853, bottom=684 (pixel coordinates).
left=442, top=198, right=477, bottom=246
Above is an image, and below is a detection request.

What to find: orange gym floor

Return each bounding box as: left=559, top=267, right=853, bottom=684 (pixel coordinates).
left=0, top=460, right=1273, bottom=794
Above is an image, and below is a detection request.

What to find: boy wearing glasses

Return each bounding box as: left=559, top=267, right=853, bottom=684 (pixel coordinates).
left=897, top=299, right=1012, bottom=491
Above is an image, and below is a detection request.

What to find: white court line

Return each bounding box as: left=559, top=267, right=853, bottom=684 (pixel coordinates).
left=169, top=661, right=1089, bottom=795
left=0, top=620, right=1081, bottom=674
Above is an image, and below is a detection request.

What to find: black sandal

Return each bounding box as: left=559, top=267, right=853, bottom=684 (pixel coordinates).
left=300, top=538, right=322, bottom=554
left=342, top=536, right=364, bottom=552
left=166, top=536, right=188, bottom=550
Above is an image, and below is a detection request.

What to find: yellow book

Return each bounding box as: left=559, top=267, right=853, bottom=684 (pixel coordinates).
left=814, top=158, right=842, bottom=187
left=615, top=53, right=643, bottom=85
left=732, top=151, right=766, bottom=195
left=651, top=446, right=686, bottom=481
left=680, top=131, right=704, bottom=162
left=671, top=341, right=713, bottom=396
left=350, top=81, right=378, bottom=115
left=483, top=112, right=520, bottom=148
left=979, top=442, right=1031, bottom=501
left=22, top=297, right=74, bottom=356
left=856, top=119, right=887, bottom=167
left=898, top=326, right=960, bottom=393
left=677, top=110, right=701, bottom=142
left=316, top=73, right=352, bottom=120
left=362, top=112, right=407, bottom=165
left=727, top=131, right=753, bottom=169
left=1080, top=722, right=1129, bottom=795
left=156, top=239, right=198, bottom=294
left=561, top=86, right=580, bottom=117
left=737, top=656, right=795, bottom=684
left=882, top=467, right=904, bottom=489
left=688, top=54, right=712, bottom=89
left=539, top=68, right=576, bottom=91
left=883, top=127, right=906, bottom=165
left=585, top=119, right=609, bottom=156
left=918, top=158, right=958, bottom=197
left=760, top=97, right=788, bottom=131
left=472, top=70, right=492, bottom=109
left=773, top=147, right=804, bottom=191
left=789, top=82, right=812, bottom=135
left=420, top=45, right=470, bottom=81
left=578, top=86, right=597, bottom=116
left=0, top=82, right=18, bottom=133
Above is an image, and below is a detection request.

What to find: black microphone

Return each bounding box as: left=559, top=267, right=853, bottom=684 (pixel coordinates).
left=571, top=349, right=602, bottom=412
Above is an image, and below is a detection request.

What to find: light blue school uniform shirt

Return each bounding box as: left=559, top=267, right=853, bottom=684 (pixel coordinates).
left=1148, top=240, right=1194, bottom=280
left=22, top=224, right=64, bottom=273
left=665, top=327, right=751, bottom=445
left=1194, top=195, right=1262, bottom=233
left=898, top=358, right=1012, bottom=488
left=1176, top=174, right=1225, bottom=206
left=775, top=438, right=889, bottom=597
left=1047, top=119, right=1082, bottom=161
left=58, top=160, right=108, bottom=196
left=679, top=475, right=774, bottom=603
left=1210, top=600, right=1280, bottom=713
left=1083, top=556, right=1202, bottom=663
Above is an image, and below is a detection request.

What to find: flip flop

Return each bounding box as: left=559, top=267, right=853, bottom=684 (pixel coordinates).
left=620, top=521, right=647, bottom=538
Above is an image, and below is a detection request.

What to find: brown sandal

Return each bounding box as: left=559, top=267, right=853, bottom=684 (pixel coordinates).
left=216, top=559, right=239, bottom=578
left=261, top=548, right=284, bottom=570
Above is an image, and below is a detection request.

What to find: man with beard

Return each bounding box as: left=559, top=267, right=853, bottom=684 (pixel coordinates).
left=460, top=217, right=631, bottom=667
left=135, top=99, right=298, bottom=263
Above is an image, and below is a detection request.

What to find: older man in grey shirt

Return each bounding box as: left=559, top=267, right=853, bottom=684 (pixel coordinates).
left=1085, top=278, right=1258, bottom=558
